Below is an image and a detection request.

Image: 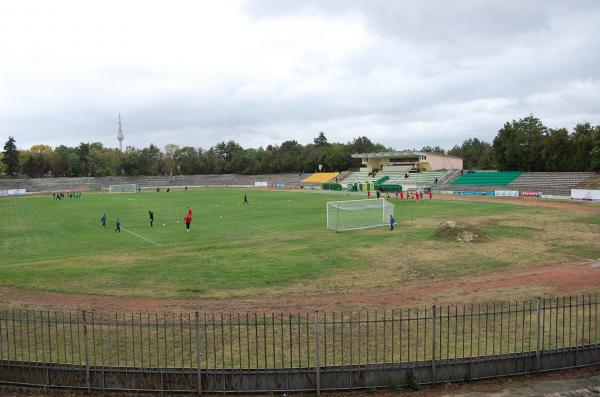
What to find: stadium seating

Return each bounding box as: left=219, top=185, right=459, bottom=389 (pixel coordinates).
left=302, top=172, right=340, bottom=183
left=451, top=171, right=523, bottom=186
left=440, top=171, right=597, bottom=195
left=338, top=171, right=378, bottom=185
left=576, top=173, right=600, bottom=189
left=4, top=171, right=596, bottom=196
left=382, top=170, right=447, bottom=188
left=230, top=174, right=308, bottom=186
left=0, top=173, right=311, bottom=192
left=508, top=172, right=596, bottom=195
left=338, top=170, right=447, bottom=190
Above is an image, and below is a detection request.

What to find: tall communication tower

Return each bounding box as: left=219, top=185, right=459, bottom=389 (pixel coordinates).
left=117, top=112, right=124, bottom=151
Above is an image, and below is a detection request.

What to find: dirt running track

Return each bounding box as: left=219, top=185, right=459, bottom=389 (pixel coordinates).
left=438, top=194, right=600, bottom=214
left=1, top=260, right=599, bottom=313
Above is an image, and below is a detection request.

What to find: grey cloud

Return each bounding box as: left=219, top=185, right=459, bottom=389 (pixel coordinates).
left=1, top=1, right=599, bottom=152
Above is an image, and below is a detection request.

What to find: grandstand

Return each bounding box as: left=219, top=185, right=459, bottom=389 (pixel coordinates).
left=351, top=151, right=463, bottom=173
left=337, top=169, right=450, bottom=192
left=2, top=169, right=597, bottom=197
left=302, top=172, right=340, bottom=183
left=451, top=171, right=523, bottom=186
left=337, top=150, right=463, bottom=191
left=577, top=173, right=600, bottom=189
left=0, top=173, right=311, bottom=193
left=509, top=172, right=596, bottom=196
left=442, top=171, right=598, bottom=196
left=338, top=171, right=378, bottom=185
left=381, top=170, right=447, bottom=190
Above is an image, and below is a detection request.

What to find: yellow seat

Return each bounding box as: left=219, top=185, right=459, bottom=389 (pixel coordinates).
left=302, top=172, right=340, bottom=183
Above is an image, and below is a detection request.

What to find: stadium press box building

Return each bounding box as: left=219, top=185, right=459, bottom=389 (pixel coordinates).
left=352, top=151, right=463, bottom=173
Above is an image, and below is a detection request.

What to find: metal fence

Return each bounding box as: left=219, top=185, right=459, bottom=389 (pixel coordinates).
left=1, top=293, right=599, bottom=394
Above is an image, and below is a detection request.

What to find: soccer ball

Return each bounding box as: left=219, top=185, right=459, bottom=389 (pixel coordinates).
left=220, top=215, right=223, bottom=218
left=177, top=220, right=180, bottom=223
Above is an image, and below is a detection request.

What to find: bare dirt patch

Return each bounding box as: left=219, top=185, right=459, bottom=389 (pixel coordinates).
left=433, top=220, right=490, bottom=242
left=1, top=260, right=599, bottom=314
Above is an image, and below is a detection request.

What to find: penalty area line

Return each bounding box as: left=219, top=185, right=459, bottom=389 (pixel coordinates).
left=121, top=227, right=162, bottom=246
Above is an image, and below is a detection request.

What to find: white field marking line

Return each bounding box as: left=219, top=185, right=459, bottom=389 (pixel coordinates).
left=121, top=227, right=162, bottom=246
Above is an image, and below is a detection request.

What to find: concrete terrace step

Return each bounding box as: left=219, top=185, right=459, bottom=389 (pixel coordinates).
left=0, top=174, right=311, bottom=192
left=509, top=172, right=597, bottom=195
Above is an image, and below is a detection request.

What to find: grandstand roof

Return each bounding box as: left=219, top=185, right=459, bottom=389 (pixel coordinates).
left=351, top=151, right=462, bottom=159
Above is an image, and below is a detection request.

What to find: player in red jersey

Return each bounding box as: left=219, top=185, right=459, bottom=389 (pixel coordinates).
left=184, top=214, right=192, bottom=232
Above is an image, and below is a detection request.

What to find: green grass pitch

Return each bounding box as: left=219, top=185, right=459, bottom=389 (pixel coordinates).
left=1, top=189, right=598, bottom=299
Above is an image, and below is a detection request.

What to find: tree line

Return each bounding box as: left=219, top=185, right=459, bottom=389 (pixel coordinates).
left=448, top=116, right=600, bottom=172
left=0, top=133, right=387, bottom=177
left=2, top=116, right=600, bottom=178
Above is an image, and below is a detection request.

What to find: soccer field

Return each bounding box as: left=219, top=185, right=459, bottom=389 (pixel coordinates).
left=1, top=189, right=599, bottom=303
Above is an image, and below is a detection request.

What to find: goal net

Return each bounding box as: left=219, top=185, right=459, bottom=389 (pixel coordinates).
left=327, top=198, right=394, bottom=232
left=108, top=184, right=139, bottom=193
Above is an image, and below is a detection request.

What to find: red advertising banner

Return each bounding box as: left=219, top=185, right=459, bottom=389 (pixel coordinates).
left=520, top=191, right=540, bottom=197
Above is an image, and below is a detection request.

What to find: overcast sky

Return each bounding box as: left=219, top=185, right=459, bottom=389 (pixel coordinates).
left=1, top=1, right=599, bottom=151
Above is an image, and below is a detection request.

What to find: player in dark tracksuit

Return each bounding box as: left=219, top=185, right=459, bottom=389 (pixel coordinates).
left=149, top=210, right=154, bottom=227
left=101, top=214, right=107, bottom=227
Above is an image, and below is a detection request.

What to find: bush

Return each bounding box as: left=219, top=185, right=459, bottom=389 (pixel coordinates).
left=406, top=371, right=421, bottom=391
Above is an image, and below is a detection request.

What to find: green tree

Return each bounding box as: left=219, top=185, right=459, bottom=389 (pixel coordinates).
left=174, top=146, right=200, bottom=175
left=591, top=125, right=600, bottom=172
left=313, top=131, right=328, bottom=147
left=591, top=146, right=600, bottom=172
left=324, top=143, right=352, bottom=171
left=121, top=147, right=142, bottom=176
left=421, top=145, right=445, bottom=154
left=78, top=143, right=91, bottom=176
left=2, top=136, right=20, bottom=176
left=477, top=145, right=494, bottom=169
left=493, top=115, right=546, bottom=171
left=138, top=144, right=162, bottom=175
left=87, top=143, right=121, bottom=177
left=570, top=123, right=596, bottom=171
left=53, top=145, right=80, bottom=176
left=21, top=147, right=53, bottom=177
left=542, top=128, right=571, bottom=171
left=301, top=144, right=325, bottom=173
left=348, top=136, right=386, bottom=153
left=163, top=144, right=180, bottom=175
left=275, top=140, right=302, bottom=172
left=448, top=138, right=493, bottom=169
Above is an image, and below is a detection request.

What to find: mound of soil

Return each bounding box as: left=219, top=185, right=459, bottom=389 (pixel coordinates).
left=434, top=220, right=490, bottom=243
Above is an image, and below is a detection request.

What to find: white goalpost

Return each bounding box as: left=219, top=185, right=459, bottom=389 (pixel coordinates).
left=326, top=198, right=394, bottom=232
left=108, top=184, right=139, bottom=193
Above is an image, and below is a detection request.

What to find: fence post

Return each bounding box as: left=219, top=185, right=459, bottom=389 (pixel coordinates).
left=535, top=297, right=541, bottom=372
left=431, top=305, right=436, bottom=385
left=82, top=311, right=91, bottom=392
left=195, top=312, right=202, bottom=396
left=315, top=311, right=321, bottom=396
